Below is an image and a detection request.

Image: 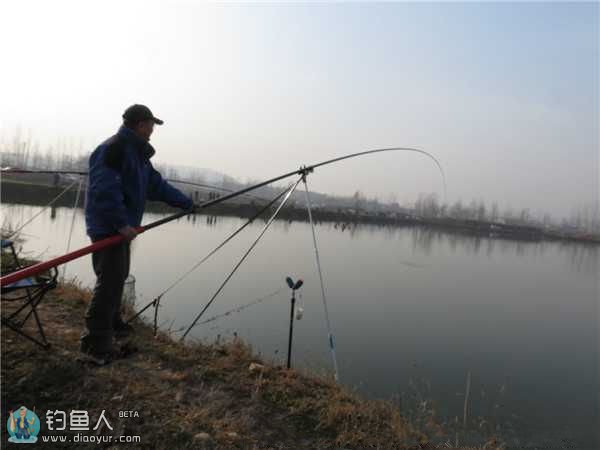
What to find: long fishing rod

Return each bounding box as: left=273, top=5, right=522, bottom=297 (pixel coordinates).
left=126, top=182, right=296, bottom=323
left=0, top=147, right=446, bottom=288
left=165, top=178, right=269, bottom=203
left=1, top=168, right=88, bottom=175
left=180, top=176, right=304, bottom=340
left=7, top=177, right=82, bottom=238
left=61, top=176, right=85, bottom=281
left=303, top=175, right=339, bottom=381
left=1, top=167, right=270, bottom=203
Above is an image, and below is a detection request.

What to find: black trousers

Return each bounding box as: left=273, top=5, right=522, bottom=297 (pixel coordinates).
left=80, top=240, right=130, bottom=353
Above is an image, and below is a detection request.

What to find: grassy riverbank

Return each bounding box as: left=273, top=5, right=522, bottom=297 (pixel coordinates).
left=1, top=277, right=506, bottom=449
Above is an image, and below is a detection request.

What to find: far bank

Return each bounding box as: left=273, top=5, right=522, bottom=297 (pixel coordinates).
left=3, top=178, right=597, bottom=244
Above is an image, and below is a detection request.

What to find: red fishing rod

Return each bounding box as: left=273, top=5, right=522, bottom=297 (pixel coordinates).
left=1, top=146, right=445, bottom=288
left=0, top=167, right=306, bottom=287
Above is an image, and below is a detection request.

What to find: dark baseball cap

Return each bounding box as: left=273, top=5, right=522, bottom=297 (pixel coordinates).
left=122, top=104, right=164, bottom=125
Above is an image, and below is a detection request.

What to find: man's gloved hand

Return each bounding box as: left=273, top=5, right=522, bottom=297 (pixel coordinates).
left=118, top=225, right=138, bottom=241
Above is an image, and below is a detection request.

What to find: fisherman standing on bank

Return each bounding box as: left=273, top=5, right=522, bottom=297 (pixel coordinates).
left=80, top=105, right=194, bottom=365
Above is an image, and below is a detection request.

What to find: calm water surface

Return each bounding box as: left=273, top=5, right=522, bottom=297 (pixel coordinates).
left=2, top=204, right=598, bottom=448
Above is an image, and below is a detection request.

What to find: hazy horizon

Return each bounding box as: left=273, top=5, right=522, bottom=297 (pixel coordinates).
left=1, top=1, right=598, bottom=220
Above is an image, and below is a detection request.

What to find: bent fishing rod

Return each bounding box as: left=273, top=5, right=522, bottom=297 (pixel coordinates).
left=0, top=146, right=446, bottom=288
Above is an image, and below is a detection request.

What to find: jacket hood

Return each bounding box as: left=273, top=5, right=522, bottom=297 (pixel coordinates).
left=117, top=125, right=156, bottom=159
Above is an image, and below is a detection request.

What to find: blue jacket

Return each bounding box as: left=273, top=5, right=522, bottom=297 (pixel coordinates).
left=85, top=126, right=193, bottom=239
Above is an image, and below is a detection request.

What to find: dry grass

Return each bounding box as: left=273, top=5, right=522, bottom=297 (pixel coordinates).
left=1, top=281, right=505, bottom=449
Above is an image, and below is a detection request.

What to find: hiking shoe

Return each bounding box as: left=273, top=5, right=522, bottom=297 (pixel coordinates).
left=77, top=350, right=113, bottom=367
left=114, top=321, right=134, bottom=340
left=77, top=343, right=138, bottom=367
left=116, top=341, right=138, bottom=358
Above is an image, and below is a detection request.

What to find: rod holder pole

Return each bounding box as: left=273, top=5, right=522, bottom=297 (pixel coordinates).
left=286, top=291, right=296, bottom=369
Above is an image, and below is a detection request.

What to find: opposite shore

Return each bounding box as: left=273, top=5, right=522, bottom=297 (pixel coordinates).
left=2, top=179, right=599, bottom=245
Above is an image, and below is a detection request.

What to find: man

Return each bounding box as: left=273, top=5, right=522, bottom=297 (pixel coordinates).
left=9, top=407, right=36, bottom=441
left=80, top=104, right=193, bottom=365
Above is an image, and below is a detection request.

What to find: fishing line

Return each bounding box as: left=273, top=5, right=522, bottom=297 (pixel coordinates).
left=164, top=288, right=284, bottom=334
left=61, top=176, right=85, bottom=281
left=303, top=175, right=340, bottom=381
left=180, top=176, right=304, bottom=341
left=197, top=288, right=283, bottom=325
left=309, top=147, right=448, bottom=204
left=7, top=178, right=80, bottom=238
left=126, top=182, right=297, bottom=324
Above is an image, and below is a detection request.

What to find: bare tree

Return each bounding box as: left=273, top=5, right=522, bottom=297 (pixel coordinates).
left=519, top=208, right=530, bottom=225
left=353, top=190, right=365, bottom=211
left=490, top=202, right=499, bottom=222
left=476, top=201, right=486, bottom=222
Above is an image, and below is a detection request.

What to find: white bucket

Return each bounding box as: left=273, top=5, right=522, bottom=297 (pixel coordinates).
left=122, top=274, right=136, bottom=308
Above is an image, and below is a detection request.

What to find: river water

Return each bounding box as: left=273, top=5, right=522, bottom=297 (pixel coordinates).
left=2, top=203, right=598, bottom=448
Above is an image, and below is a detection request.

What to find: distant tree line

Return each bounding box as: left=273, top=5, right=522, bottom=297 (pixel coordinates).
left=1, top=130, right=598, bottom=235
left=0, top=128, right=87, bottom=172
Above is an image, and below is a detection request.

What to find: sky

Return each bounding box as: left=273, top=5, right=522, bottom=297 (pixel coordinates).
left=1, top=1, right=598, bottom=219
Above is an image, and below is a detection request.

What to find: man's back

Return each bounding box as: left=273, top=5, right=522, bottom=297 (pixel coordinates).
left=85, top=125, right=191, bottom=239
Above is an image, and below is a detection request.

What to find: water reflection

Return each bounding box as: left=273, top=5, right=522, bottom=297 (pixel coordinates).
left=3, top=202, right=598, bottom=275
left=1, top=202, right=597, bottom=448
